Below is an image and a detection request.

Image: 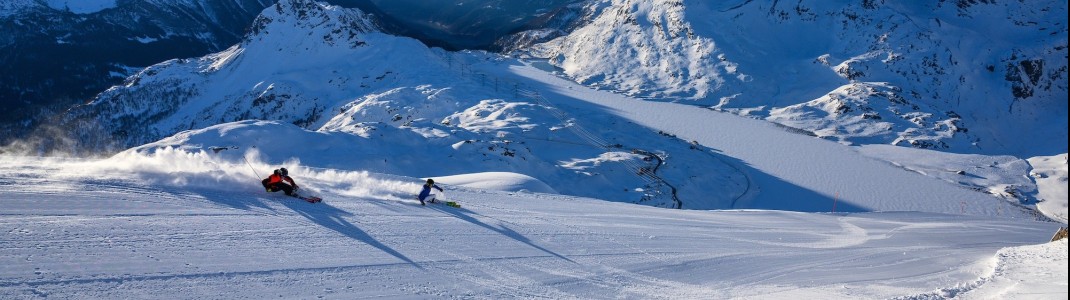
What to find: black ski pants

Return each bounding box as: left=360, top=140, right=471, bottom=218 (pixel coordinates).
left=262, top=178, right=295, bottom=196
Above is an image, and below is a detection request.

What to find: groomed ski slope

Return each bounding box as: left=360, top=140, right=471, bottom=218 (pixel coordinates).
left=0, top=156, right=1063, bottom=299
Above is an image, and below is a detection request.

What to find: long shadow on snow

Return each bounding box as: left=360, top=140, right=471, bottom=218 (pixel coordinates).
left=519, top=71, right=870, bottom=213
left=430, top=204, right=578, bottom=264
left=705, top=149, right=870, bottom=213
left=194, top=188, right=422, bottom=268
left=278, top=198, right=424, bottom=269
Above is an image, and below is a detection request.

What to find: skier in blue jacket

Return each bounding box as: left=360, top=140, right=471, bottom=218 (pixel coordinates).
left=418, top=178, right=444, bottom=206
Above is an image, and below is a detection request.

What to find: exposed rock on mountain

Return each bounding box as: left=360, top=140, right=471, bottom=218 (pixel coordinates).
left=0, top=0, right=275, bottom=143
left=525, top=0, right=1067, bottom=156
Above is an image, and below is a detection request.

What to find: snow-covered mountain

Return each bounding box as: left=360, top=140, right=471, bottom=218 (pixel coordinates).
left=526, top=0, right=1068, bottom=157
left=66, top=0, right=753, bottom=209
left=3, top=1, right=1066, bottom=297
left=14, top=0, right=1066, bottom=159
left=60, top=0, right=1069, bottom=213
left=3, top=49, right=1067, bottom=297
left=0, top=0, right=275, bottom=144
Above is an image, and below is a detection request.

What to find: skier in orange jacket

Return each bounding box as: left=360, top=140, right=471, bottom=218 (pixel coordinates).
left=262, top=167, right=299, bottom=196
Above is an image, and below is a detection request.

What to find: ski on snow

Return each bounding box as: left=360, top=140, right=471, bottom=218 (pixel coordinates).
left=419, top=197, right=459, bottom=208
left=292, top=194, right=322, bottom=203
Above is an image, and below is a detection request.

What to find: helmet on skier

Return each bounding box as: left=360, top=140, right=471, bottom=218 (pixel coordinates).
left=426, top=179, right=434, bottom=185
left=279, top=168, right=288, bottom=176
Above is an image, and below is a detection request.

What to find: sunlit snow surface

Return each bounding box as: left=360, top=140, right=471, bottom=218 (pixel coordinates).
left=1, top=60, right=1066, bottom=298
left=1028, top=154, right=1070, bottom=223
left=1, top=1, right=1066, bottom=297
left=0, top=155, right=1065, bottom=299
left=66, top=0, right=1066, bottom=218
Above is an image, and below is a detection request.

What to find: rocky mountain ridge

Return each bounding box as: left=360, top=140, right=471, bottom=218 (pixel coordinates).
left=0, top=0, right=275, bottom=145
left=526, top=0, right=1067, bottom=156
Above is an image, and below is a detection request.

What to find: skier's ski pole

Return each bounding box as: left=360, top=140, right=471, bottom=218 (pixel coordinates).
left=242, top=155, right=262, bottom=180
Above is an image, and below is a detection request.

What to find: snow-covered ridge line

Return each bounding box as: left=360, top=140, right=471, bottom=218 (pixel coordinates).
left=0, top=0, right=278, bottom=147
left=69, top=0, right=389, bottom=149
left=526, top=0, right=1068, bottom=157
left=62, top=0, right=745, bottom=209
left=52, top=0, right=1066, bottom=219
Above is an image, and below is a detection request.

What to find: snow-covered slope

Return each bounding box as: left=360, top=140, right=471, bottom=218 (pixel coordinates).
left=4, top=1, right=1066, bottom=295
left=527, top=0, right=1068, bottom=157
left=66, top=0, right=750, bottom=209
left=1028, top=154, right=1069, bottom=223
left=67, top=0, right=398, bottom=148
left=0, top=152, right=1065, bottom=299
left=57, top=0, right=1067, bottom=220
left=106, top=55, right=1060, bottom=220
left=496, top=60, right=1055, bottom=218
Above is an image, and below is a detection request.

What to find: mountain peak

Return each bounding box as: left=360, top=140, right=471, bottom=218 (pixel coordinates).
left=246, top=0, right=378, bottom=48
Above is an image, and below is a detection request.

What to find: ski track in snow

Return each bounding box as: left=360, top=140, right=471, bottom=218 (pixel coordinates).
left=0, top=157, right=1059, bottom=299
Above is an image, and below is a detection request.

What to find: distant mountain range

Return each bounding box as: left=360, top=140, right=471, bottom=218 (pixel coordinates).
left=0, top=0, right=275, bottom=143
left=0, top=0, right=584, bottom=147
left=58, top=0, right=746, bottom=208
left=3, top=0, right=1066, bottom=159
left=525, top=0, right=1067, bottom=157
